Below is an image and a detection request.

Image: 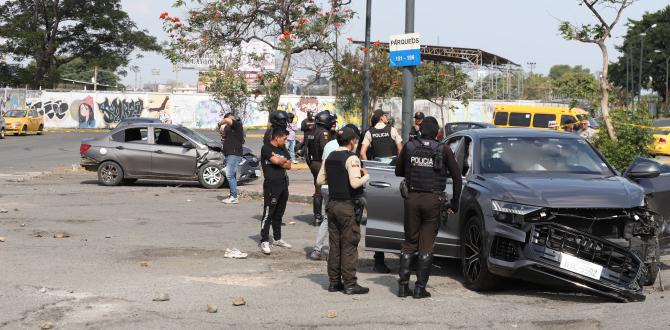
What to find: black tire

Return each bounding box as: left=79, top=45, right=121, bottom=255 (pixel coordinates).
left=21, top=125, right=28, bottom=136
left=97, top=161, right=124, bottom=186
left=461, top=214, right=500, bottom=291
left=37, top=124, right=44, bottom=135
left=198, top=164, right=224, bottom=189
left=122, top=178, right=138, bottom=185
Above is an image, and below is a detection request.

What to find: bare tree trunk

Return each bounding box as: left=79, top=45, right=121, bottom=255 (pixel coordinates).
left=598, top=42, right=617, bottom=142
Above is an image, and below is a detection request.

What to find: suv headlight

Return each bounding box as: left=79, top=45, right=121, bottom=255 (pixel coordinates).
left=492, top=200, right=545, bottom=225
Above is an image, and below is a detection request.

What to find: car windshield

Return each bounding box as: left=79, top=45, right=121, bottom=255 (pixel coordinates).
left=175, top=126, right=211, bottom=145
left=5, top=110, right=27, bottom=118
left=480, top=137, right=614, bottom=176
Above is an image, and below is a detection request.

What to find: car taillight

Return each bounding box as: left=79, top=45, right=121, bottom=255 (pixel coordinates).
left=659, top=138, right=666, bottom=145
left=80, top=144, right=91, bottom=154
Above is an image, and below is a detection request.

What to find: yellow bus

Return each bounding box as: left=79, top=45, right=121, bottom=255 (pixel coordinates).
left=493, top=105, right=589, bottom=131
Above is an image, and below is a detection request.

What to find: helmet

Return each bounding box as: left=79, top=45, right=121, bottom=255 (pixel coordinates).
left=315, top=110, right=336, bottom=128
left=269, top=110, right=288, bottom=128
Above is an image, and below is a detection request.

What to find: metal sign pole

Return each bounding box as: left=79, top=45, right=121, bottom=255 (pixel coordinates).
left=361, top=0, right=372, bottom=131
left=401, top=0, right=415, bottom=142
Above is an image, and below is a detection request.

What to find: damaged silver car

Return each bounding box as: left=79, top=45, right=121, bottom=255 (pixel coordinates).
left=80, top=123, right=260, bottom=189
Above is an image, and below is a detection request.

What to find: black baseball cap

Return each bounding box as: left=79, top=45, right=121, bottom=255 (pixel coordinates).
left=414, top=112, right=425, bottom=120
left=373, top=109, right=388, bottom=118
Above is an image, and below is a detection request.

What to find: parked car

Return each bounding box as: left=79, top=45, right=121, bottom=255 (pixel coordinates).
left=493, top=105, right=589, bottom=131
left=0, top=113, right=6, bottom=139
left=3, top=109, right=45, bottom=136
left=115, top=117, right=161, bottom=129
left=651, top=126, right=670, bottom=156
left=80, top=123, right=260, bottom=189
left=362, top=128, right=669, bottom=302
left=437, top=121, right=494, bottom=140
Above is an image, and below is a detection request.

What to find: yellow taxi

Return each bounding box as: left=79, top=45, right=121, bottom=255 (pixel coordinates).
left=493, top=105, right=589, bottom=131
left=651, top=127, right=670, bottom=156
left=3, top=109, right=45, bottom=136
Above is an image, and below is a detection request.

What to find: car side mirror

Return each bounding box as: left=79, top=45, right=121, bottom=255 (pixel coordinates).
left=626, top=162, right=661, bottom=179
left=182, top=141, right=195, bottom=149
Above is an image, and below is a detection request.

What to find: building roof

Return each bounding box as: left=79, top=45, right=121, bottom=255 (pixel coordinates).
left=353, top=41, right=519, bottom=67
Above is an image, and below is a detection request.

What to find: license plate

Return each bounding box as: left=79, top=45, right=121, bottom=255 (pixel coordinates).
left=255, top=170, right=261, bottom=177
left=559, top=253, right=603, bottom=280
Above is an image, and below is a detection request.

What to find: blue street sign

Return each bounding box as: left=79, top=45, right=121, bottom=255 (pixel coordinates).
left=389, top=33, right=421, bottom=67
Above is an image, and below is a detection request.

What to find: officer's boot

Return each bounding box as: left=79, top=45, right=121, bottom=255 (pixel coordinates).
left=413, top=253, right=433, bottom=299
left=373, top=252, right=391, bottom=273
left=397, top=253, right=413, bottom=297
left=312, top=196, right=323, bottom=226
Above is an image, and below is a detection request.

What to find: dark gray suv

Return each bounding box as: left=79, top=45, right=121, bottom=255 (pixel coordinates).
left=80, top=123, right=260, bottom=188
left=364, top=128, right=670, bottom=302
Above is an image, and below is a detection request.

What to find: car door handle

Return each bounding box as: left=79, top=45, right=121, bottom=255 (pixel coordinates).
left=116, top=146, right=125, bottom=150
left=155, top=150, right=164, bottom=154
left=369, top=181, right=391, bottom=188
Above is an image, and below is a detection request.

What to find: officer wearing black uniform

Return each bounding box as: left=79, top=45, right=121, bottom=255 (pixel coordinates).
left=306, top=110, right=336, bottom=226
left=409, top=112, right=424, bottom=140
left=395, top=116, right=462, bottom=299
left=316, top=126, right=370, bottom=295
left=263, top=110, right=289, bottom=145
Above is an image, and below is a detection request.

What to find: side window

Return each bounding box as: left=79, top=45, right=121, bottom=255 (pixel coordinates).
left=508, top=113, right=531, bottom=127
left=154, top=128, right=188, bottom=146
left=450, top=123, right=470, bottom=134
left=111, top=130, right=125, bottom=142
left=447, top=136, right=463, bottom=153
left=124, top=127, right=148, bottom=143
left=462, top=137, right=474, bottom=176
left=493, top=112, right=508, bottom=126
left=561, top=115, right=577, bottom=125
left=532, top=114, right=557, bottom=128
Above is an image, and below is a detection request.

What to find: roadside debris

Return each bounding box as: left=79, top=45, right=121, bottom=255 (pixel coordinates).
left=13, top=208, right=18, bottom=212
left=0, top=237, right=5, bottom=242
left=53, top=232, right=70, bottom=239
left=288, top=221, right=296, bottom=225
left=224, top=248, right=248, bottom=259
left=0, top=209, right=8, bottom=213
left=232, top=296, right=246, bottom=306
left=326, top=310, right=337, bottom=318
left=187, top=199, right=192, bottom=202
left=153, top=293, right=170, bottom=302
left=140, top=262, right=149, bottom=267
left=39, top=287, right=47, bottom=293
left=105, top=235, right=112, bottom=239
left=206, top=304, right=218, bottom=313
left=39, top=321, right=53, bottom=329
left=20, top=223, right=25, bottom=227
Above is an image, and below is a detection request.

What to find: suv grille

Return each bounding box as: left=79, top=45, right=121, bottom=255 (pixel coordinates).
left=531, top=224, right=640, bottom=284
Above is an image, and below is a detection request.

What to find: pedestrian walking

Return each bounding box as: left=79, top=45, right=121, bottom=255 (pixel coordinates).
left=309, top=124, right=359, bottom=261
left=218, top=113, right=245, bottom=204
left=306, top=110, right=337, bottom=226
left=287, top=112, right=300, bottom=164
left=316, top=126, right=370, bottom=294
left=395, top=116, right=462, bottom=298
left=259, top=127, right=293, bottom=255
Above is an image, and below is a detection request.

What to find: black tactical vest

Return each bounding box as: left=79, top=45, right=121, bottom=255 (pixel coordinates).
left=369, top=125, right=396, bottom=158
left=307, top=126, right=327, bottom=162
left=406, top=138, right=449, bottom=193
left=325, top=150, right=365, bottom=200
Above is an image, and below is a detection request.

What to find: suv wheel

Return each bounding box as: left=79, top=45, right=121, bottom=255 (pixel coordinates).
left=98, top=161, right=124, bottom=186
left=461, top=214, right=500, bottom=291
left=199, top=164, right=224, bottom=189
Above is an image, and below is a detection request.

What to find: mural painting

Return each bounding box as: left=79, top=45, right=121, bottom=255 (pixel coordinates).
left=97, top=97, right=144, bottom=125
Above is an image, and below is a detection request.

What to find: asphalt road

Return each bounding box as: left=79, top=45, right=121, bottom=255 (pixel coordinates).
left=1, top=170, right=669, bottom=329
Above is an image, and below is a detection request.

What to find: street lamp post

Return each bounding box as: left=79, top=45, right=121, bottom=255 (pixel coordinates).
left=657, top=50, right=670, bottom=113
left=638, top=23, right=658, bottom=102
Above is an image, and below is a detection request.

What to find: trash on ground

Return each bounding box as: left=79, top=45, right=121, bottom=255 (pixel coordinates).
left=326, top=310, right=337, bottom=318
left=140, top=262, right=149, bottom=267
left=232, top=296, right=246, bottom=306
left=0, top=237, right=5, bottom=242
left=39, top=287, right=47, bottom=293
left=207, top=304, right=218, bottom=313
left=153, top=293, right=170, bottom=302
left=53, top=232, right=70, bottom=239
left=39, top=321, right=53, bottom=329
left=0, top=209, right=8, bottom=213
left=288, top=221, right=296, bottom=225
left=224, top=248, right=248, bottom=259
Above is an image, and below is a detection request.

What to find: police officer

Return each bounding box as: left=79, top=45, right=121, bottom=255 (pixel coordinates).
left=316, top=126, right=370, bottom=294
left=306, top=110, right=336, bottom=226
left=395, top=116, right=462, bottom=299
left=263, top=110, right=289, bottom=144
left=360, top=109, right=403, bottom=160
left=409, top=112, right=424, bottom=140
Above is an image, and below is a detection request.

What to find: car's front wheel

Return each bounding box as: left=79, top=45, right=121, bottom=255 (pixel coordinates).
left=461, top=214, right=500, bottom=291
left=37, top=124, right=44, bottom=135
left=0, top=128, right=5, bottom=139
left=198, top=164, right=224, bottom=189
left=98, top=161, right=124, bottom=186
left=20, top=125, right=28, bottom=136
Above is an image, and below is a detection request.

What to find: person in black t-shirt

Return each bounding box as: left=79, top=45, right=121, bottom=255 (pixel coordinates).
left=217, top=113, right=245, bottom=204
left=259, top=128, right=293, bottom=255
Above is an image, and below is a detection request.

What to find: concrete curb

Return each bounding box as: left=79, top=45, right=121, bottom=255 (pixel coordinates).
left=0, top=171, right=51, bottom=182
left=45, top=128, right=111, bottom=133
left=238, top=188, right=312, bottom=204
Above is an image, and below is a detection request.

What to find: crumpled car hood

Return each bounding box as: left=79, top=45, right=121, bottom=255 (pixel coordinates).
left=478, top=174, right=645, bottom=208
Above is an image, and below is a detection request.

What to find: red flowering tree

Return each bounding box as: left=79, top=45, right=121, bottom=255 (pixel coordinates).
left=161, top=0, right=354, bottom=113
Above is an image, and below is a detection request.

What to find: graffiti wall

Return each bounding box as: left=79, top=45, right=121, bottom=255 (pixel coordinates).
left=17, top=90, right=549, bottom=130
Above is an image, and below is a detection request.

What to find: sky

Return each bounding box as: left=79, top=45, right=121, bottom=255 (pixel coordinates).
left=119, top=0, right=668, bottom=88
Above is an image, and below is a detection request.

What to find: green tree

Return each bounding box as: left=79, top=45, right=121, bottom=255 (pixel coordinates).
left=0, top=0, right=161, bottom=89
left=205, top=56, right=251, bottom=122
left=57, top=58, right=122, bottom=87
left=163, top=0, right=354, bottom=114
left=415, top=62, right=471, bottom=125
left=552, top=70, right=599, bottom=108
left=548, top=64, right=590, bottom=80
left=559, top=0, right=636, bottom=142
left=332, top=43, right=401, bottom=116
left=610, top=6, right=670, bottom=105
left=523, top=74, right=553, bottom=100
left=593, top=106, right=653, bottom=171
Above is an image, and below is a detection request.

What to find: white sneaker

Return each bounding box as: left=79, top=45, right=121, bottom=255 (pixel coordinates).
left=292, top=160, right=298, bottom=164
left=260, top=242, right=271, bottom=254
left=222, top=197, right=239, bottom=204
left=273, top=239, right=292, bottom=249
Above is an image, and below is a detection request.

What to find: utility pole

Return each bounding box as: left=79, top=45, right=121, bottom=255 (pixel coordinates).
left=401, top=0, right=415, bottom=141
left=361, top=0, right=372, bottom=131
left=527, top=62, right=536, bottom=75
left=93, top=66, right=98, bottom=92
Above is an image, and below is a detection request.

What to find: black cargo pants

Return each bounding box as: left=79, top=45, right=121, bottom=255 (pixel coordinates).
left=401, top=192, right=441, bottom=255
left=260, top=181, right=289, bottom=243
left=309, top=161, right=322, bottom=198
left=326, top=199, right=361, bottom=287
